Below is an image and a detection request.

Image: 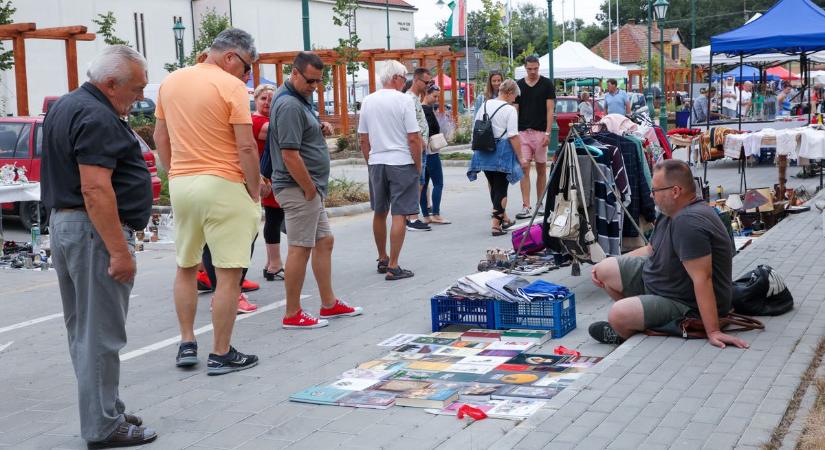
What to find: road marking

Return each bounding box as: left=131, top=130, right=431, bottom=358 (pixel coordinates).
left=120, top=295, right=304, bottom=362
left=0, top=313, right=63, bottom=335
left=0, top=341, right=12, bottom=352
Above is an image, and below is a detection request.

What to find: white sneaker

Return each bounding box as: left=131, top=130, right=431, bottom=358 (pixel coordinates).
left=515, top=207, right=532, bottom=220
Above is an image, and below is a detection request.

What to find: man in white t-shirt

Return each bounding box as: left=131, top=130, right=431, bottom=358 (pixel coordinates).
left=358, top=60, right=422, bottom=281
left=721, top=77, right=739, bottom=118
left=739, top=81, right=753, bottom=118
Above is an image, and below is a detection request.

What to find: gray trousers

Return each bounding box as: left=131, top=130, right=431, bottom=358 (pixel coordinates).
left=50, top=210, right=134, bottom=441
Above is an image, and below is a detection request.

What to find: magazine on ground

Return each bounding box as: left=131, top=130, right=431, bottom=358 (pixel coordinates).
left=373, top=380, right=431, bottom=392
left=491, top=385, right=561, bottom=401
left=394, top=386, right=459, bottom=408
left=290, top=386, right=350, bottom=405
left=338, top=390, right=396, bottom=409
left=377, top=334, right=428, bottom=347
left=328, top=378, right=381, bottom=391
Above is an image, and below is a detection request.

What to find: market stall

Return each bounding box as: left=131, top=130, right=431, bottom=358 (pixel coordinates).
left=513, top=41, right=628, bottom=80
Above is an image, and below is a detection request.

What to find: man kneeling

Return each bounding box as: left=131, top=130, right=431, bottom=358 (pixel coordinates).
left=589, top=159, right=748, bottom=349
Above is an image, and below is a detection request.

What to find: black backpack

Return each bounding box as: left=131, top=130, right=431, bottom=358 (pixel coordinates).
left=472, top=101, right=508, bottom=152
left=732, top=264, right=793, bottom=316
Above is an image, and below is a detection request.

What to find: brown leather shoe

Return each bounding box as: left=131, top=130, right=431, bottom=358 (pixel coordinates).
left=86, top=422, right=157, bottom=449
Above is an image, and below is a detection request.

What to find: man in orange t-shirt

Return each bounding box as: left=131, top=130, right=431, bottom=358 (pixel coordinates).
left=154, top=28, right=262, bottom=376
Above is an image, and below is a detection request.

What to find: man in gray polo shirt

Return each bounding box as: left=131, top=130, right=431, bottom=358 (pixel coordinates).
left=589, top=160, right=748, bottom=349
left=269, top=51, right=363, bottom=329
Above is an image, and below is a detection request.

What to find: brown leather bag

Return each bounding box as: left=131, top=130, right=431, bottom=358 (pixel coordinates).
left=644, top=312, right=765, bottom=339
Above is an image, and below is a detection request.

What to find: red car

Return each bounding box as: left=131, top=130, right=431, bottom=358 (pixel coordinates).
left=554, top=96, right=606, bottom=142
left=0, top=116, right=161, bottom=230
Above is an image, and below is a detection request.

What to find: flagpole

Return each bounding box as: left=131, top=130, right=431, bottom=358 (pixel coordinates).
left=464, top=0, right=470, bottom=111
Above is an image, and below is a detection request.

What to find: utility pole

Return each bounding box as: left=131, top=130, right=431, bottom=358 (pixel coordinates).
left=647, top=0, right=654, bottom=117
left=302, top=0, right=311, bottom=50
left=386, top=0, right=391, bottom=49
left=547, top=0, right=558, bottom=153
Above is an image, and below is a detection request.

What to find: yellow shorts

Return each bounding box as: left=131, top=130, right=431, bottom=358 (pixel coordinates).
left=169, top=175, right=260, bottom=268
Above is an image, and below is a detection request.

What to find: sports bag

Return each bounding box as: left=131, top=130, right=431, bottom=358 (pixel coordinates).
left=732, top=264, right=794, bottom=316
left=511, top=224, right=545, bottom=255
left=472, top=101, right=508, bottom=152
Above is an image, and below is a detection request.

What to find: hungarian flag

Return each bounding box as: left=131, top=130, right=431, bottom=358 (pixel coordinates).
left=445, top=0, right=466, bottom=37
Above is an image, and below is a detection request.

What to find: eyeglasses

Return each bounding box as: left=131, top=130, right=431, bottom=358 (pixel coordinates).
left=297, top=69, right=322, bottom=85
left=232, top=52, right=251, bottom=75
left=650, top=185, right=676, bottom=194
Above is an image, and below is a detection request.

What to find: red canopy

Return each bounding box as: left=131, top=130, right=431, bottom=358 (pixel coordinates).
left=767, top=66, right=800, bottom=80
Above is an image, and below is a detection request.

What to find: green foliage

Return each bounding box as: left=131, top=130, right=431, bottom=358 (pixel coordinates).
left=0, top=1, right=15, bottom=71
left=128, top=114, right=155, bottom=129
left=440, top=152, right=471, bottom=160
left=451, top=114, right=473, bottom=145
left=332, top=0, right=362, bottom=76
left=336, top=135, right=350, bottom=151
left=165, top=8, right=230, bottom=72
left=325, top=177, right=370, bottom=207
left=157, top=168, right=170, bottom=206
left=92, top=11, right=129, bottom=46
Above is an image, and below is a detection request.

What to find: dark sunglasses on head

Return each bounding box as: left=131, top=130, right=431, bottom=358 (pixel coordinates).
left=297, top=69, right=322, bottom=85
left=232, top=52, right=251, bottom=74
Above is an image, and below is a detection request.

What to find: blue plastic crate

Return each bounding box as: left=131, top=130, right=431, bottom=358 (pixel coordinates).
left=493, top=293, right=576, bottom=338
left=430, top=296, right=496, bottom=332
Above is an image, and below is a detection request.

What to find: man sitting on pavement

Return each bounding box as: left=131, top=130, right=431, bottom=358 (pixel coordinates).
left=268, top=51, right=363, bottom=329
left=359, top=60, right=422, bottom=280
left=589, top=159, right=749, bottom=349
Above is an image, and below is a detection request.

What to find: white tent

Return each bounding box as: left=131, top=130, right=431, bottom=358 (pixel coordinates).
left=514, top=41, right=628, bottom=80
left=691, top=45, right=825, bottom=65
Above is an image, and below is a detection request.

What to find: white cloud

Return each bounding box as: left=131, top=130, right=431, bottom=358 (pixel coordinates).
left=410, top=0, right=606, bottom=39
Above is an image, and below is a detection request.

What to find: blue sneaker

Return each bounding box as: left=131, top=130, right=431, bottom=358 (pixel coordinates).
left=175, top=341, right=198, bottom=367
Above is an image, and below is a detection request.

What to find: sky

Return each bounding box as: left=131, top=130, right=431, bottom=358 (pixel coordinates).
left=410, top=0, right=605, bottom=39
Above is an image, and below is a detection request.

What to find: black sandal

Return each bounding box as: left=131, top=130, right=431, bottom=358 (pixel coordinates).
left=492, top=225, right=507, bottom=236
left=87, top=422, right=157, bottom=449
left=263, top=268, right=284, bottom=281
left=385, top=266, right=414, bottom=280
left=376, top=257, right=389, bottom=274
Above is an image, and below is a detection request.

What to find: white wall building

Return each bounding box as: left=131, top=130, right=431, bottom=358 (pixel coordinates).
left=3, top=0, right=415, bottom=115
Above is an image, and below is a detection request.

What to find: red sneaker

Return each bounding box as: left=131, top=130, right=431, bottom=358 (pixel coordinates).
left=282, top=310, right=329, bottom=329
left=196, top=270, right=212, bottom=291
left=237, top=293, right=258, bottom=314
left=319, top=299, right=363, bottom=318
left=210, top=294, right=258, bottom=314
left=241, top=279, right=259, bottom=293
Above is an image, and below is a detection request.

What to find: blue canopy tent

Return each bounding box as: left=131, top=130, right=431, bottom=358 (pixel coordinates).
left=711, top=65, right=780, bottom=82
left=708, top=0, right=825, bottom=192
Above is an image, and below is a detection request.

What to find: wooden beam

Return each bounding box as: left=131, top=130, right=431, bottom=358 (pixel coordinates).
left=450, top=58, right=458, bottom=125
left=367, top=57, right=376, bottom=93
left=64, top=36, right=78, bottom=91
left=317, top=81, right=326, bottom=121
left=13, top=35, right=28, bottom=116
left=74, top=33, right=96, bottom=41
left=332, top=64, right=339, bottom=116
left=252, top=62, right=260, bottom=88
left=22, top=26, right=87, bottom=39
left=0, top=22, right=35, bottom=39
left=437, top=58, right=445, bottom=114
left=339, top=65, right=349, bottom=133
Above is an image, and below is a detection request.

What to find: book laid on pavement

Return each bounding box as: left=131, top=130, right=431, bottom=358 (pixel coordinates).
left=450, top=340, right=491, bottom=349
left=506, top=353, right=568, bottom=367
left=458, top=355, right=513, bottom=367
left=429, top=331, right=464, bottom=340
left=289, top=385, right=351, bottom=405
left=476, top=349, right=522, bottom=358
left=357, top=359, right=410, bottom=373
left=433, top=346, right=485, bottom=358
left=477, top=369, right=542, bottom=385
left=388, top=369, right=439, bottom=381
left=484, top=341, right=535, bottom=352
left=328, top=378, right=381, bottom=391
left=448, top=363, right=499, bottom=375
left=377, top=333, right=428, bottom=347
left=486, top=399, right=547, bottom=419
left=391, top=343, right=443, bottom=356
left=412, top=336, right=458, bottom=346
left=458, top=383, right=509, bottom=401
left=460, top=329, right=502, bottom=342
left=501, top=329, right=552, bottom=345
left=407, top=360, right=457, bottom=372
left=339, top=367, right=398, bottom=380
left=373, top=379, right=431, bottom=393
left=490, top=385, right=561, bottom=401
left=557, top=356, right=604, bottom=368
left=338, top=390, right=396, bottom=409
left=394, top=386, right=459, bottom=408
left=426, top=371, right=483, bottom=383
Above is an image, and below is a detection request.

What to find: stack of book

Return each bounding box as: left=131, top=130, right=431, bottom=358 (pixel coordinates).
left=289, top=329, right=603, bottom=420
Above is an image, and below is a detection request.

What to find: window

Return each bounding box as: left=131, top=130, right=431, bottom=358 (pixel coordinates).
left=671, top=44, right=679, bottom=61
left=34, top=124, right=43, bottom=158
left=0, top=122, right=25, bottom=158
left=14, top=124, right=31, bottom=158
left=555, top=99, right=578, bottom=113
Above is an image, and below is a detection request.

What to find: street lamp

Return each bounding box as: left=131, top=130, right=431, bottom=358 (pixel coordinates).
left=646, top=0, right=654, bottom=117
left=654, top=0, right=669, bottom=131
left=302, top=0, right=311, bottom=50
left=474, top=49, right=481, bottom=79
left=386, top=0, right=391, bottom=49
left=173, top=19, right=185, bottom=68
left=547, top=0, right=559, bottom=153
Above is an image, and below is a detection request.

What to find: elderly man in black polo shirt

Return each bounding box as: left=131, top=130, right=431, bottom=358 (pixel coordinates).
left=41, top=46, right=157, bottom=448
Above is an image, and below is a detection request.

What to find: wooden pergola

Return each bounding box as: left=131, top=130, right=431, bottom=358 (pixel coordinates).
left=0, top=23, right=95, bottom=116
left=628, top=67, right=694, bottom=105
left=253, top=47, right=465, bottom=133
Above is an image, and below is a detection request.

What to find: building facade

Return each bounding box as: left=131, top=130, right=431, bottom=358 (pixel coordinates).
left=3, top=0, right=415, bottom=115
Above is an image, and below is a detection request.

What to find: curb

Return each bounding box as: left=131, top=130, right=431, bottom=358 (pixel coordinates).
left=331, top=157, right=469, bottom=168
left=326, top=201, right=372, bottom=218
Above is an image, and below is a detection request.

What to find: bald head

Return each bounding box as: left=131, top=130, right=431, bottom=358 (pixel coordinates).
left=653, top=159, right=695, bottom=195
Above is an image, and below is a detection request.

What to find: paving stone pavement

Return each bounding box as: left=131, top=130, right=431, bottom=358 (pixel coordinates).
left=0, top=158, right=822, bottom=449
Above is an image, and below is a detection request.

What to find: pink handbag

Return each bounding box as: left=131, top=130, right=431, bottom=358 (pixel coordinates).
left=511, top=224, right=545, bottom=255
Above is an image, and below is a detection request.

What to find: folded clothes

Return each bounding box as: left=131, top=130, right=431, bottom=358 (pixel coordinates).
left=518, top=280, right=571, bottom=300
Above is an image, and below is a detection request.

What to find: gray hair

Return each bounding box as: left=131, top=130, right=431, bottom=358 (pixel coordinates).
left=379, top=60, right=407, bottom=85
left=211, top=28, right=258, bottom=60
left=86, top=45, right=147, bottom=84
left=498, top=79, right=520, bottom=97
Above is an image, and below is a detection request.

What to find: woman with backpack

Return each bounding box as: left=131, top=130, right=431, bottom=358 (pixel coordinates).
left=466, top=79, right=526, bottom=236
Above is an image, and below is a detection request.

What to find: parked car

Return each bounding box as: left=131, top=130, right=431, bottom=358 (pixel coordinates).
left=554, top=96, right=606, bottom=141
left=41, top=96, right=60, bottom=115
left=0, top=116, right=161, bottom=231
left=130, top=98, right=156, bottom=117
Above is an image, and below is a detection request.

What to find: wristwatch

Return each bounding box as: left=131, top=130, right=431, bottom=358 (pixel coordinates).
left=544, top=132, right=550, bottom=136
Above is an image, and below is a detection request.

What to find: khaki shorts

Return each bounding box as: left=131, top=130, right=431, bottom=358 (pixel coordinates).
left=169, top=175, right=259, bottom=268
left=616, top=255, right=695, bottom=329
left=518, top=129, right=548, bottom=164
left=276, top=186, right=332, bottom=248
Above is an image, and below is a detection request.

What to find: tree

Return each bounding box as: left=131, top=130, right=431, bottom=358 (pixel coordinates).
left=0, top=1, right=15, bottom=72
left=332, top=0, right=361, bottom=76
left=92, top=11, right=129, bottom=46
left=164, top=8, right=230, bottom=72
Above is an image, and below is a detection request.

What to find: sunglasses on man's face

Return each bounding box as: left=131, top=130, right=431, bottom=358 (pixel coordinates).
left=297, top=69, right=322, bottom=85
left=232, top=52, right=251, bottom=75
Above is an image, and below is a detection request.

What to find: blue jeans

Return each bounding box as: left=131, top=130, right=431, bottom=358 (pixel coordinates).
left=420, top=153, right=444, bottom=216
